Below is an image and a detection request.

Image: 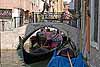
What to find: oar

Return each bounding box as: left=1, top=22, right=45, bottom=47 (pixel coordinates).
left=67, top=51, right=73, bottom=67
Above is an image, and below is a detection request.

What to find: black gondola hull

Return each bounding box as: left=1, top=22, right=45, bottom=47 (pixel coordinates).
left=22, top=47, right=53, bottom=64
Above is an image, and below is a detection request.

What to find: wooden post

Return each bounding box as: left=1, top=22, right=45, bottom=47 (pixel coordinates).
left=84, top=0, right=90, bottom=65
left=85, top=0, right=90, bottom=56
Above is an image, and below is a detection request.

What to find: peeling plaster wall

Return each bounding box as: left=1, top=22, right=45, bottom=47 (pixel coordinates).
left=1, top=25, right=27, bottom=49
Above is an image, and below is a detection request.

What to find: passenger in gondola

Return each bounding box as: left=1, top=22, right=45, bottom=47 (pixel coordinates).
left=45, top=28, right=52, bottom=47
left=60, top=31, right=66, bottom=42
left=51, top=30, right=63, bottom=48
left=36, top=28, right=46, bottom=47
left=30, top=36, right=37, bottom=48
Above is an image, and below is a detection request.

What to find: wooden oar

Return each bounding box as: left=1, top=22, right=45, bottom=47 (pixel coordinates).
left=67, top=51, right=73, bottom=67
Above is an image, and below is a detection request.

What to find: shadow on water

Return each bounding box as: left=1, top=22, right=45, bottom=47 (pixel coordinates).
left=17, top=49, right=50, bottom=67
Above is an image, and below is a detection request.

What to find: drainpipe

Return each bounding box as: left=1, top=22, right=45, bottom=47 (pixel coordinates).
left=98, top=0, right=100, bottom=50
left=2, top=19, right=5, bottom=31
left=80, top=0, right=86, bottom=53
left=90, top=0, right=94, bottom=46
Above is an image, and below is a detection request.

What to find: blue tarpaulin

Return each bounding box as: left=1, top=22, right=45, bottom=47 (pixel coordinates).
left=48, top=50, right=87, bottom=67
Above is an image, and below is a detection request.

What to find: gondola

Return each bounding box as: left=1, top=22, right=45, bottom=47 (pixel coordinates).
left=22, top=46, right=54, bottom=64
left=17, top=35, right=55, bottom=64
left=17, top=22, right=80, bottom=65
left=17, top=36, right=76, bottom=65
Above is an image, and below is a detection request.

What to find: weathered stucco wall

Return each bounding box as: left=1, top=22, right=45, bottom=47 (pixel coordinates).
left=1, top=25, right=27, bottom=49
left=0, top=0, right=33, bottom=12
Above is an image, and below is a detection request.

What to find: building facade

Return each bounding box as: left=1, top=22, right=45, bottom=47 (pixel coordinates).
left=90, top=0, right=100, bottom=66
left=90, top=0, right=100, bottom=50
left=0, top=0, right=34, bottom=31
left=0, top=0, right=33, bottom=11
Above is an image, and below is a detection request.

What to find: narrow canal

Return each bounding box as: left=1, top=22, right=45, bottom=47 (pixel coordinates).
left=1, top=50, right=25, bottom=67
left=1, top=50, right=49, bottom=67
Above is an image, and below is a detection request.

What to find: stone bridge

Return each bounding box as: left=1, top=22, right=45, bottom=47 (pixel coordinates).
left=1, top=22, right=80, bottom=50
left=24, top=22, right=80, bottom=49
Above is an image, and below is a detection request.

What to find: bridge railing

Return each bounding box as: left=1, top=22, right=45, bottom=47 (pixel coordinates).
left=31, top=12, right=80, bottom=28
left=32, top=12, right=61, bottom=22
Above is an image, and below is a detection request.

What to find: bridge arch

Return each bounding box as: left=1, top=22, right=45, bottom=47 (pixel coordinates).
left=23, top=22, right=80, bottom=49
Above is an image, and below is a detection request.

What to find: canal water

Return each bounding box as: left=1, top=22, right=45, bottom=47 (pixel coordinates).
left=17, top=49, right=50, bottom=67
left=1, top=50, right=25, bottom=67
left=1, top=50, right=50, bottom=67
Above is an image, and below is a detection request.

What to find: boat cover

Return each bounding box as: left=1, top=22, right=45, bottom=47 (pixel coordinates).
left=48, top=50, right=87, bottom=67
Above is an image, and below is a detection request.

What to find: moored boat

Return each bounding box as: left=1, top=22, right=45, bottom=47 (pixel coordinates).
left=17, top=22, right=80, bottom=65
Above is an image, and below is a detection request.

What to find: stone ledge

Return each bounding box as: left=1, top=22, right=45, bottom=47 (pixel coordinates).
left=1, top=49, right=16, bottom=51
